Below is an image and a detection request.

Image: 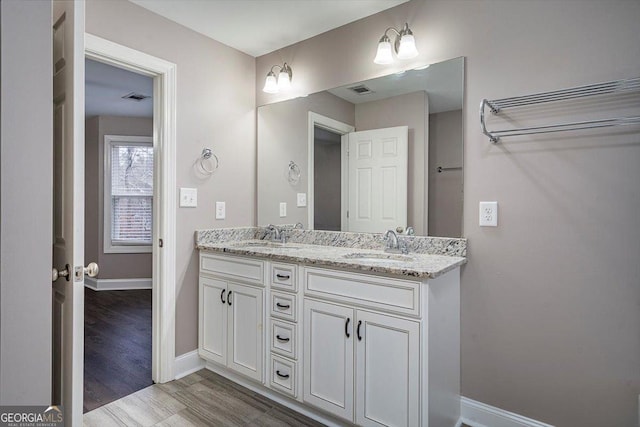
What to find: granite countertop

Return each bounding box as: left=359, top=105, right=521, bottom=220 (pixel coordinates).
left=195, top=228, right=466, bottom=279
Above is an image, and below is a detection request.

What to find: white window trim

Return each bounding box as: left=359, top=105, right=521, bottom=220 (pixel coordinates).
left=103, top=134, right=154, bottom=254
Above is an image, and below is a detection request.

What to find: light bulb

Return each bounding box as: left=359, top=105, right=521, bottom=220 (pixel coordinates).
left=374, top=39, right=394, bottom=64
left=277, top=70, right=291, bottom=91
left=262, top=72, right=278, bottom=93
left=397, top=34, right=418, bottom=59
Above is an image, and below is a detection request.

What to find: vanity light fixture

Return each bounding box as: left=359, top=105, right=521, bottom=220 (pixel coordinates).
left=262, top=62, right=293, bottom=93
left=374, top=23, right=419, bottom=65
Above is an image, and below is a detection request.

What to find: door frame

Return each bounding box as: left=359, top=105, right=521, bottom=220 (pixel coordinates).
left=307, top=112, right=354, bottom=231
left=85, top=33, right=177, bottom=383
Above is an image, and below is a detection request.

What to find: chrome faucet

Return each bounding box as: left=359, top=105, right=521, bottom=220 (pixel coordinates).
left=383, top=229, right=409, bottom=254
left=265, top=224, right=282, bottom=241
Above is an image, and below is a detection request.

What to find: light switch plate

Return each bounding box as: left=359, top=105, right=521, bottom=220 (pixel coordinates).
left=279, top=202, right=287, bottom=218
left=180, top=187, right=197, bottom=207
left=297, top=193, right=307, bottom=207
left=215, top=201, right=226, bottom=220
left=479, top=201, right=498, bottom=226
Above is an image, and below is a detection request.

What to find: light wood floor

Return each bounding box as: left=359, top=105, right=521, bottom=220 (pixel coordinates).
left=83, top=369, right=325, bottom=426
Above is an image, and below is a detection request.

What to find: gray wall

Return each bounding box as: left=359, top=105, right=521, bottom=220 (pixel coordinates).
left=257, top=91, right=354, bottom=227
left=0, top=0, right=52, bottom=404
left=355, top=91, right=428, bottom=235
left=428, top=110, right=463, bottom=237
left=86, top=0, right=256, bottom=355
left=85, top=115, right=153, bottom=279
left=257, top=1, right=640, bottom=425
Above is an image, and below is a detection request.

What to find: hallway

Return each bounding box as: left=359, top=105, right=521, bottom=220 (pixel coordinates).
left=83, top=289, right=152, bottom=412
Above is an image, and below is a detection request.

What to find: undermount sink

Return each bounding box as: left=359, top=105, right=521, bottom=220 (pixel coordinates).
left=342, top=252, right=415, bottom=264
left=229, top=240, right=292, bottom=249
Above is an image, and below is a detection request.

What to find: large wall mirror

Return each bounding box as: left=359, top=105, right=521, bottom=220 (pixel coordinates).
left=257, top=56, right=464, bottom=237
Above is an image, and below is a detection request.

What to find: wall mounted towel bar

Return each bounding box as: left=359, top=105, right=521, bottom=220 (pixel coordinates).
left=480, top=77, right=640, bottom=143
left=437, top=166, right=462, bottom=173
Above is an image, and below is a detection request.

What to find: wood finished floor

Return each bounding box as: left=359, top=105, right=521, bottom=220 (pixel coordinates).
left=83, top=369, right=325, bottom=427
left=84, top=288, right=153, bottom=413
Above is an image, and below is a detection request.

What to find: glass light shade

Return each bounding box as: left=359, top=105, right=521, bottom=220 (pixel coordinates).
left=397, top=34, right=418, bottom=59
left=262, top=73, right=278, bottom=93
left=374, top=40, right=394, bottom=64
left=277, top=70, right=291, bottom=91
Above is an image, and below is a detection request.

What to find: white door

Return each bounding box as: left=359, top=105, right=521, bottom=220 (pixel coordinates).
left=52, top=1, right=85, bottom=425
left=303, top=299, right=354, bottom=421
left=227, top=282, right=264, bottom=381
left=347, top=126, right=408, bottom=233
left=199, top=277, right=227, bottom=365
left=355, top=311, right=420, bottom=427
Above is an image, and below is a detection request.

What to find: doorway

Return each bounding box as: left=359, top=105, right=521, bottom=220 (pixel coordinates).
left=79, top=34, right=177, bottom=419
left=83, top=58, right=154, bottom=412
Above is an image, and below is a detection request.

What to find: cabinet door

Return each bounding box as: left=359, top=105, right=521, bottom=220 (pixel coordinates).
left=199, top=276, right=227, bottom=365
left=355, top=311, right=420, bottom=427
left=303, top=299, right=354, bottom=421
left=227, top=282, right=264, bottom=382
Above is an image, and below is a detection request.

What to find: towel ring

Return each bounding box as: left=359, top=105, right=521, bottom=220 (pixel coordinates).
left=287, top=161, right=300, bottom=184
left=198, top=148, right=219, bottom=175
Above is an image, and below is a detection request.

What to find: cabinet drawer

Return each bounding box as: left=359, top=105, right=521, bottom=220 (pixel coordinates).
left=270, top=262, right=297, bottom=292
left=270, top=291, right=297, bottom=322
left=304, top=267, right=421, bottom=317
left=200, top=253, right=264, bottom=286
left=270, top=354, right=297, bottom=398
left=270, top=319, right=297, bottom=360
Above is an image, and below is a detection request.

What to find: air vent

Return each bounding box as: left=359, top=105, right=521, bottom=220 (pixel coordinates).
left=347, top=84, right=374, bottom=95
left=122, top=92, right=151, bottom=102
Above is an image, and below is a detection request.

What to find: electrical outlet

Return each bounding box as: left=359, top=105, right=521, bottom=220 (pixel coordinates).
left=479, top=201, right=498, bottom=226
left=179, top=187, right=197, bottom=207
left=215, top=201, right=226, bottom=220
left=297, top=193, right=307, bottom=207
left=279, top=202, right=287, bottom=218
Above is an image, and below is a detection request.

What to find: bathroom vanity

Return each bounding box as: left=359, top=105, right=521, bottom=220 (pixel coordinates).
left=196, top=227, right=466, bottom=427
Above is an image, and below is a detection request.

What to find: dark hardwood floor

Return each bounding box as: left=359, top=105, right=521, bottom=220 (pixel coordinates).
left=83, top=288, right=153, bottom=413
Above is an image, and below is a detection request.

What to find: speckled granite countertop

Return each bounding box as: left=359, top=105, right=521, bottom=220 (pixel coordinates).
left=195, top=227, right=466, bottom=279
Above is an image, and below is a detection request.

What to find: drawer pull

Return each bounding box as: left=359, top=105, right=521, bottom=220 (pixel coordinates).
left=345, top=318, right=351, bottom=338
left=276, top=274, right=290, bottom=280
left=227, top=290, right=232, bottom=306
left=276, top=370, right=290, bottom=379
left=276, top=334, right=290, bottom=343
left=276, top=302, right=291, bottom=310
left=357, top=320, right=362, bottom=341
left=220, top=289, right=226, bottom=304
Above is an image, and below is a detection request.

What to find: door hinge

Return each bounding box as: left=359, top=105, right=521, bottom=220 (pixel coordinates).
left=347, top=210, right=349, bottom=218
left=159, top=238, right=164, bottom=248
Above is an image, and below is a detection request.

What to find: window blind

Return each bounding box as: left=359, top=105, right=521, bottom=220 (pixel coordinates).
left=110, top=144, right=154, bottom=245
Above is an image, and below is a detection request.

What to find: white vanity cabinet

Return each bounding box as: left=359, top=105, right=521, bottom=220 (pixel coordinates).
left=198, top=249, right=461, bottom=427
left=267, top=262, right=302, bottom=399
left=199, top=253, right=265, bottom=382
left=303, top=299, right=420, bottom=425
left=302, top=266, right=459, bottom=427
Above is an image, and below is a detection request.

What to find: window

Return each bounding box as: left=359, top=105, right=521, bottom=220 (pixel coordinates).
left=104, top=135, right=154, bottom=253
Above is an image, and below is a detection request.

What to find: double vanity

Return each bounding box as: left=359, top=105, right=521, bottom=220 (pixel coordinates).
left=196, top=227, right=466, bottom=426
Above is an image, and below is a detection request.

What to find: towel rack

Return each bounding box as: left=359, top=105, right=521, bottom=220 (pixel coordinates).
left=480, top=77, right=640, bottom=143
left=437, top=166, right=462, bottom=173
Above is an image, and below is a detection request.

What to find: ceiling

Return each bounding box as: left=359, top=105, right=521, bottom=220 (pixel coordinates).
left=85, top=59, right=153, bottom=118
left=328, top=57, right=464, bottom=113
left=128, top=0, right=408, bottom=57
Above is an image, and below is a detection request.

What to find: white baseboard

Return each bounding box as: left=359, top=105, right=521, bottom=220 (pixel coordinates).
left=84, top=277, right=152, bottom=291
left=460, top=397, right=554, bottom=427
left=174, top=350, right=206, bottom=380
